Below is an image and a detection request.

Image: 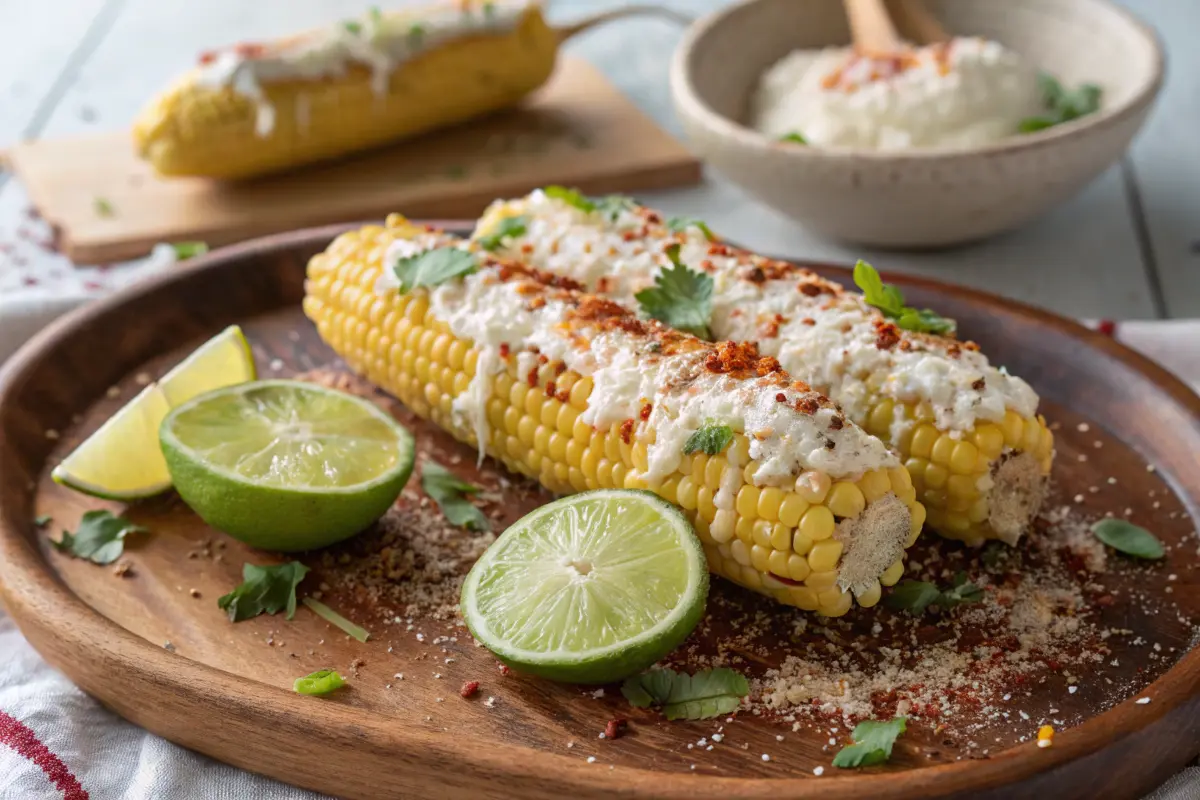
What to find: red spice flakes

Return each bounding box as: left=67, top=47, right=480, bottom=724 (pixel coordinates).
left=971, top=378, right=986, bottom=391
left=555, top=389, right=570, bottom=403
left=619, top=419, right=635, bottom=445
left=801, top=317, right=816, bottom=326
left=798, top=282, right=823, bottom=297
left=498, top=343, right=511, bottom=359
left=622, top=231, right=638, bottom=242
left=874, top=320, right=901, bottom=351
left=829, top=416, right=844, bottom=431
left=747, top=266, right=767, bottom=284
left=639, top=403, right=652, bottom=421
left=645, top=211, right=662, bottom=224
left=497, top=663, right=511, bottom=676
left=198, top=50, right=218, bottom=65
left=775, top=393, right=787, bottom=403
left=707, top=244, right=733, bottom=257
left=520, top=243, right=534, bottom=254
left=527, top=296, right=547, bottom=311
left=526, top=366, right=539, bottom=387
left=1097, top=320, right=1117, bottom=337
left=795, top=396, right=821, bottom=415
left=544, top=381, right=557, bottom=398
left=595, top=276, right=613, bottom=294
left=460, top=681, right=481, bottom=698
left=603, top=719, right=627, bottom=740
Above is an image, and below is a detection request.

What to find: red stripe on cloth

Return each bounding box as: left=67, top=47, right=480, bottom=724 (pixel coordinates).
left=0, top=711, right=89, bottom=800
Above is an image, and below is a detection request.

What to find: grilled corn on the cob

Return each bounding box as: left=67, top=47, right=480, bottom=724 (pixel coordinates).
left=304, top=216, right=927, bottom=615
left=134, top=1, right=557, bottom=179
left=474, top=190, right=1054, bottom=546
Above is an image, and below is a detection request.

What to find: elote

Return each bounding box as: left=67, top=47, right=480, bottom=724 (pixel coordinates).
left=303, top=216, right=927, bottom=615
left=473, top=189, right=1054, bottom=546
left=134, top=1, right=557, bottom=179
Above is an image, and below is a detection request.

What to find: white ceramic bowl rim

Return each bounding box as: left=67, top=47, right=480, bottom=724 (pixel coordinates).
left=669, top=0, right=1166, bottom=162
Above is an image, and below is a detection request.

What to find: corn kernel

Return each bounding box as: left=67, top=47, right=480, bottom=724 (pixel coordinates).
left=909, top=502, right=926, bottom=541
left=866, top=398, right=894, bottom=437
left=807, top=539, right=843, bottom=572
left=854, top=579, right=883, bottom=608
left=973, top=424, right=1004, bottom=459
left=595, top=458, right=613, bottom=488
left=730, top=539, right=751, bottom=566
left=769, top=522, right=791, bottom=551
left=791, top=528, right=813, bottom=555
left=572, top=416, right=592, bottom=445
left=569, top=377, right=592, bottom=409
left=794, top=471, right=831, bottom=504
left=659, top=477, right=679, bottom=504
left=631, top=442, right=649, bottom=472
left=805, top=570, right=837, bottom=589
left=947, top=474, right=979, bottom=501
left=949, top=440, right=979, bottom=475
left=735, top=485, right=760, bottom=520
left=756, top=487, right=784, bottom=521
left=909, top=424, right=938, bottom=458
left=826, top=482, right=866, bottom=519
left=778, top=494, right=808, bottom=528
left=1002, top=410, right=1024, bottom=446
left=817, top=588, right=852, bottom=617
left=930, top=434, right=955, bottom=466
left=787, top=553, right=811, bottom=582
left=786, top=586, right=819, bottom=611
left=539, top=398, right=560, bottom=428
left=517, top=415, right=537, bottom=446
left=697, top=486, right=716, bottom=520
left=677, top=477, right=698, bottom=510
left=711, top=509, right=736, bottom=543
left=750, top=544, right=771, bottom=573
left=880, top=559, right=905, bottom=586
left=704, top=456, right=726, bottom=490
left=859, top=469, right=892, bottom=503
left=768, top=549, right=790, bottom=577
left=751, top=520, right=773, bottom=548
left=924, top=463, right=949, bottom=489
left=1022, top=418, right=1042, bottom=452
left=799, top=506, right=835, bottom=541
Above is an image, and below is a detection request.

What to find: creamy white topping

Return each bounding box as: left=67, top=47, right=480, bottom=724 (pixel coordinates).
left=195, top=1, right=528, bottom=136
left=751, top=38, right=1044, bottom=150
left=475, top=191, right=1040, bottom=436
left=375, top=234, right=897, bottom=482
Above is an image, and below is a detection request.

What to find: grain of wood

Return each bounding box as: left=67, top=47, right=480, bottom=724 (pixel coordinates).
left=0, top=225, right=1197, bottom=799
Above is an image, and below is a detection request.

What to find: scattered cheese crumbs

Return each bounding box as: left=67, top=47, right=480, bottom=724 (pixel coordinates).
left=1135, top=697, right=1151, bottom=705
left=814, top=766, right=825, bottom=776
left=587, top=756, right=597, bottom=764
left=1076, top=423, right=1089, bottom=432
left=761, top=754, right=771, bottom=762
left=711, top=733, right=724, bottom=743
left=1068, top=686, right=1078, bottom=694
left=484, top=696, right=497, bottom=708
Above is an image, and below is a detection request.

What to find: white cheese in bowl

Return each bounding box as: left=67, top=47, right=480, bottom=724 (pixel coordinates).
left=752, top=38, right=1044, bottom=150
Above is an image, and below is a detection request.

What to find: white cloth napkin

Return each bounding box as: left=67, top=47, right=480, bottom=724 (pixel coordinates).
left=1, top=231, right=1198, bottom=798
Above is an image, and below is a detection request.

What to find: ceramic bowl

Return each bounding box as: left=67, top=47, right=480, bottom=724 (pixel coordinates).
left=669, top=0, right=1164, bottom=247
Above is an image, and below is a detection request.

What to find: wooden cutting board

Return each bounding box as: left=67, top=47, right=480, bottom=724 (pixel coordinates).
left=1, top=224, right=1198, bottom=800
left=3, top=58, right=700, bottom=264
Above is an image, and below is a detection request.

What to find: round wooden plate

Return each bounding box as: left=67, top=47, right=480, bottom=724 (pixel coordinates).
left=1, top=224, right=1197, bottom=800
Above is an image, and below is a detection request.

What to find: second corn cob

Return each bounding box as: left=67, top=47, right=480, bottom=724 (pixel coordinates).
left=474, top=189, right=1054, bottom=546
left=134, top=2, right=558, bottom=179
left=304, top=216, right=926, bottom=615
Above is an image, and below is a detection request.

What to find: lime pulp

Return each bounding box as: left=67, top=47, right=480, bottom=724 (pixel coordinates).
left=461, top=490, right=708, bottom=684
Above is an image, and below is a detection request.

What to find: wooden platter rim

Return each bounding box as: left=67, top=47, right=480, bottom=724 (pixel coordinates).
left=0, top=222, right=1197, bottom=799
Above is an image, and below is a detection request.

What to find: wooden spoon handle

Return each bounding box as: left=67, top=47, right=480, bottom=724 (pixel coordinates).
left=554, top=5, right=694, bottom=43
left=842, top=0, right=903, bottom=54
left=887, top=0, right=950, bottom=44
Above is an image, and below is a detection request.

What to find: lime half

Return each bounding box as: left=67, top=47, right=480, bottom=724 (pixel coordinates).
left=160, top=379, right=414, bottom=551
left=51, top=325, right=256, bottom=500
left=461, top=490, right=708, bottom=684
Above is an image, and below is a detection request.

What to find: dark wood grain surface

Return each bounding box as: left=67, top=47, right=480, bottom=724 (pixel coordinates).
left=0, top=224, right=1197, bottom=800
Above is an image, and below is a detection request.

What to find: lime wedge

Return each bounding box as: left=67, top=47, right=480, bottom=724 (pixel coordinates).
left=51, top=325, right=256, bottom=500
left=159, top=380, right=414, bottom=551
left=461, top=490, right=708, bottom=684
left=51, top=385, right=174, bottom=500
left=159, top=324, right=257, bottom=405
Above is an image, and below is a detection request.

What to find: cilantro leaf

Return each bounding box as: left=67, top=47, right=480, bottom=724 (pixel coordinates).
left=407, top=23, right=425, bottom=47
left=666, top=217, right=715, bottom=241
left=683, top=423, right=733, bottom=456
left=885, top=572, right=982, bottom=614
left=294, top=669, right=346, bottom=696
left=634, top=244, right=714, bottom=339
left=302, top=597, right=370, bottom=642
left=832, top=717, right=907, bottom=768
left=34, top=514, right=52, bottom=527
left=779, top=131, right=807, bottom=144
left=1020, top=73, right=1102, bottom=134
left=1092, top=519, right=1164, bottom=560
left=621, top=668, right=749, bottom=721
left=217, top=561, right=309, bottom=623
left=94, top=197, right=115, bottom=217
left=342, top=19, right=363, bottom=34
left=421, top=461, right=489, bottom=531
left=53, top=510, right=146, bottom=565
left=543, top=185, right=596, bottom=213
left=852, top=260, right=956, bottom=336
left=476, top=214, right=529, bottom=251
left=392, top=247, right=477, bottom=294
left=170, top=241, right=208, bottom=260
left=594, top=194, right=635, bottom=222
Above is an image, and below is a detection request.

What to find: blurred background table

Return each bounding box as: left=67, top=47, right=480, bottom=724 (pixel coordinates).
left=0, top=0, right=1195, bottom=321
